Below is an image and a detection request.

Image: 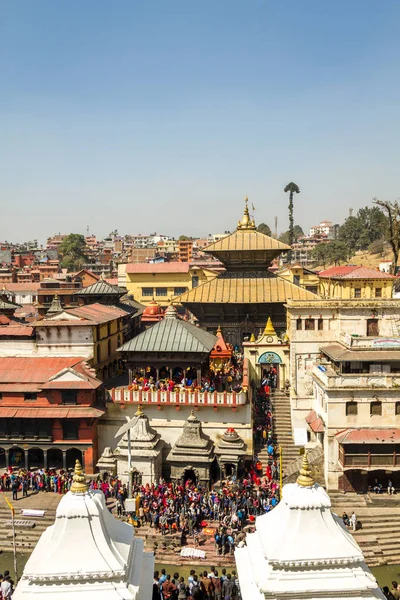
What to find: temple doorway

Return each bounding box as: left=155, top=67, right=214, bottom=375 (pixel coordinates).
left=48, top=448, right=63, bottom=469
left=183, top=469, right=197, bottom=485
left=28, top=448, right=44, bottom=470
left=66, top=448, right=83, bottom=470
left=224, top=463, right=235, bottom=477
left=9, top=447, right=24, bottom=468
left=0, top=448, right=5, bottom=468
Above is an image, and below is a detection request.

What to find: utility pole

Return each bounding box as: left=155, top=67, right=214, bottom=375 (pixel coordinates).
left=5, top=496, right=18, bottom=582
left=274, top=216, right=278, bottom=239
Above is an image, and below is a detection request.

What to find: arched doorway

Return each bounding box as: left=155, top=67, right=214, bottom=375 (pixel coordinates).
left=9, top=447, right=24, bottom=468
left=183, top=468, right=197, bottom=485
left=48, top=448, right=63, bottom=470
left=66, top=448, right=83, bottom=470
left=28, top=448, right=44, bottom=470
left=0, top=447, right=5, bottom=469
left=258, top=352, right=282, bottom=390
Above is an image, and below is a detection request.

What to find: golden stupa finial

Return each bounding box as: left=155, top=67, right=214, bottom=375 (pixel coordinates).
left=135, top=404, right=144, bottom=417
left=70, top=460, right=88, bottom=493
left=263, top=317, right=276, bottom=336
left=216, top=325, right=222, bottom=336
left=296, top=452, right=315, bottom=487
left=249, top=332, right=256, bottom=342
left=237, top=195, right=256, bottom=230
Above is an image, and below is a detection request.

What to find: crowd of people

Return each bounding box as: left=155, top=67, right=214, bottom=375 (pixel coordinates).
left=0, top=469, right=78, bottom=500
left=153, top=567, right=241, bottom=600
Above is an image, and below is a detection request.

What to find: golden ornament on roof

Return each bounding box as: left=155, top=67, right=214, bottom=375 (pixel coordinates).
left=296, top=452, right=315, bottom=487
left=263, top=317, right=276, bottom=336
left=237, top=196, right=256, bottom=230
left=70, top=460, right=88, bottom=493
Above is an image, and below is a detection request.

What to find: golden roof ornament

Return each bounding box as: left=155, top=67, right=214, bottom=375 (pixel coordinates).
left=263, top=317, right=276, bottom=336
left=70, top=460, right=88, bottom=493
left=237, top=196, right=256, bottom=230
left=135, top=404, right=144, bottom=417
left=249, top=333, right=256, bottom=342
left=296, top=452, right=315, bottom=487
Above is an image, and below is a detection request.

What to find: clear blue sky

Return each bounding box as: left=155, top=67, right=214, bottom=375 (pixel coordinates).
left=1, top=0, right=400, bottom=243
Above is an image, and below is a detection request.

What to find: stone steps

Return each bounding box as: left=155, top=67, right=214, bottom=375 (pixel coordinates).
left=0, top=506, right=56, bottom=554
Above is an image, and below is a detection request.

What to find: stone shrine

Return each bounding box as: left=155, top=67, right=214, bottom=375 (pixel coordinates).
left=215, top=427, right=247, bottom=477
left=235, top=453, right=384, bottom=600
left=14, top=460, right=154, bottom=600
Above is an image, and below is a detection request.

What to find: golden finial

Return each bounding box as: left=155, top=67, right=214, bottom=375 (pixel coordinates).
left=249, top=333, right=256, bottom=342
left=237, top=195, right=256, bottom=230
left=216, top=325, right=222, bottom=336
left=296, top=452, right=315, bottom=487
left=70, top=460, right=88, bottom=493
left=263, top=317, right=276, bottom=336
left=135, top=404, right=144, bottom=417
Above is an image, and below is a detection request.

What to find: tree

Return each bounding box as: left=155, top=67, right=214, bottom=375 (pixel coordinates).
left=293, top=225, right=304, bottom=239
left=312, top=240, right=350, bottom=267
left=338, top=206, right=388, bottom=255
left=368, top=238, right=386, bottom=255
left=284, top=182, right=300, bottom=245
left=337, top=216, right=360, bottom=255
left=312, top=242, right=330, bottom=268
left=178, top=235, right=190, bottom=241
left=257, top=222, right=271, bottom=236
left=278, top=225, right=304, bottom=245
left=374, top=199, right=400, bottom=274
left=58, top=234, right=88, bottom=271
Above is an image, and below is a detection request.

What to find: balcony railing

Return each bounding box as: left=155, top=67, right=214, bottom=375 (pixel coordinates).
left=339, top=331, right=400, bottom=349
left=107, top=388, right=248, bottom=407
left=312, top=364, right=400, bottom=389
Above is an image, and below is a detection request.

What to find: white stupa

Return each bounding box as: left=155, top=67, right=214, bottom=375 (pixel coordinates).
left=236, top=453, right=384, bottom=600
left=14, top=460, right=154, bottom=600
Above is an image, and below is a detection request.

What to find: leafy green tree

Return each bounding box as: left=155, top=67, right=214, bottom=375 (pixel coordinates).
left=312, top=243, right=330, bottom=268
left=312, top=240, right=349, bottom=267
left=368, top=238, right=386, bottom=255
left=58, top=234, right=88, bottom=270
left=178, top=235, right=190, bottom=241
left=337, top=216, right=360, bottom=254
left=257, top=222, right=272, bottom=236
left=279, top=225, right=304, bottom=245
left=338, top=206, right=387, bottom=254
left=284, top=182, right=300, bottom=245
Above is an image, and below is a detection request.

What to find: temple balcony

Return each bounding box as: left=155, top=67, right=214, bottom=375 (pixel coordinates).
left=339, top=330, right=400, bottom=349
left=312, top=364, right=400, bottom=389
left=106, top=387, right=248, bottom=407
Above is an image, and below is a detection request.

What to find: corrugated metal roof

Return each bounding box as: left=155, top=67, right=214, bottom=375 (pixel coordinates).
left=321, top=343, right=400, bottom=362
left=336, top=429, right=400, bottom=444
left=203, top=230, right=290, bottom=253
left=319, top=265, right=395, bottom=279
left=176, top=272, right=319, bottom=304
left=126, top=262, right=190, bottom=274
left=76, top=280, right=126, bottom=296
left=119, top=307, right=217, bottom=354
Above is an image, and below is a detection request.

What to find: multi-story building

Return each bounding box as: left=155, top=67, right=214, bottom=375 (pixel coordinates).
left=309, top=220, right=338, bottom=239
left=287, top=297, right=400, bottom=492
left=318, top=266, right=396, bottom=299
left=124, top=262, right=217, bottom=306
left=278, top=265, right=320, bottom=295
left=178, top=239, right=193, bottom=262
left=0, top=356, right=103, bottom=472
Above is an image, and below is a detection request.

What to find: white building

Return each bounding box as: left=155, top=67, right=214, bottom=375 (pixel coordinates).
left=14, top=460, right=153, bottom=600
left=236, top=454, right=384, bottom=600
left=310, top=220, right=336, bottom=238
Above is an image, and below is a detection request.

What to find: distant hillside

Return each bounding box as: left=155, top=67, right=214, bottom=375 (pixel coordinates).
left=313, top=248, right=393, bottom=272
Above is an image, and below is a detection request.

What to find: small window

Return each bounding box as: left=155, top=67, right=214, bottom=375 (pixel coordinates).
left=24, top=393, right=37, bottom=402
left=367, top=318, right=379, bottom=337
left=141, top=288, right=154, bottom=297
left=375, top=288, right=382, bottom=298
left=293, top=275, right=300, bottom=286
left=0, top=393, right=2, bottom=402
left=370, top=401, right=382, bottom=416
left=155, top=287, right=167, bottom=297
left=62, top=421, right=79, bottom=440
left=37, top=419, right=51, bottom=437
left=296, top=318, right=302, bottom=331
left=62, top=390, right=77, bottom=405
left=396, top=402, right=400, bottom=415
left=346, top=401, right=358, bottom=416
left=318, top=318, right=324, bottom=331
left=192, top=276, right=199, bottom=288
left=305, top=318, right=315, bottom=331
left=354, top=288, right=361, bottom=298
left=174, top=287, right=188, bottom=296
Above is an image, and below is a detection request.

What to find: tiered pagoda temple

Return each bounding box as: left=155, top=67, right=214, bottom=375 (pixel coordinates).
left=177, top=197, right=318, bottom=345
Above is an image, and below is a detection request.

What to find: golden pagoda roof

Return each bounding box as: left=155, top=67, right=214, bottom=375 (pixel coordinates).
left=176, top=272, right=320, bottom=304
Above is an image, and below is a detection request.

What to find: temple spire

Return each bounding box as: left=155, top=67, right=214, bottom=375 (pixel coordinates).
left=237, top=196, right=256, bottom=230
left=70, top=460, right=88, bottom=493
left=263, top=317, right=276, bottom=336
left=296, top=452, right=315, bottom=487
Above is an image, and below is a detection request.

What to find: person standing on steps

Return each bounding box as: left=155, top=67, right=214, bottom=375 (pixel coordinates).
left=350, top=511, right=357, bottom=531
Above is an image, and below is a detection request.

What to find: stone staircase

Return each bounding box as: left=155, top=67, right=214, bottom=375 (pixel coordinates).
left=330, top=493, right=400, bottom=567
left=271, top=392, right=299, bottom=474
left=283, top=444, right=325, bottom=486
left=0, top=504, right=56, bottom=554
left=134, top=523, right=235, bottom=568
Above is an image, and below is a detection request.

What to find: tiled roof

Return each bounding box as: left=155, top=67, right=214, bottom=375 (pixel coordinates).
left=0, top=315, right=10, bottom=325
left=0, top=357, right=84, bottom=383
left=0, top=407, right=104, bottom=418
left=336, top=429, right=400, bottom=444
left=67, top=303, right=130, bottom=323
left=203, top=230, right=290, bottom=253
left=0, top=325, right=34, bottom=337
left=176, top=272, right=319, bottom=304
left=320, top=343, right=400, bottom=362
left=119, top=305, right=217, bottom=354
left=76, top=280, right=126, bottom=296
left=126, top=262, right=191, bottom=274
left=2, top=283, right=40, bottom=292
left=318, top=265, right=395, bottom=279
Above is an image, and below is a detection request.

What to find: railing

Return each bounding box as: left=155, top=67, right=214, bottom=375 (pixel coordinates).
left=107, top=388, right=248, bottom=407
left=339, top=331, right=400, bottom=349
left=312, top=365, right=400, bottom=389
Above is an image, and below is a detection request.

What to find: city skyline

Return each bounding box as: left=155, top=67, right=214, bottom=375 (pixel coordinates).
left=2, top=0, right=400, bottom=241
